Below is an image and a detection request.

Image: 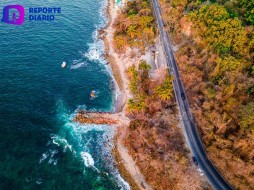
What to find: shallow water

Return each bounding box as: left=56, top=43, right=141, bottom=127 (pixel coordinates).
left=0, top=0, right=129, bottom=189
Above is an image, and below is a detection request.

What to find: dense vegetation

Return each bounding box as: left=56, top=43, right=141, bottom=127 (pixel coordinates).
left=126, top=61, right=174, bottom=115
left=113, top=0, right=253, bottom=189
left=160, top=0, right=253, bottom=189
left=113, top=0, right=155, bottom=52
left=125, top=62, right=209, bottom=189
left=113, top=1, right=210, bottom=188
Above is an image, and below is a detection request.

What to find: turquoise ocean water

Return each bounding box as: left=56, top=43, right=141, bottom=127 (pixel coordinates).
left=0, top=0, right=129, bottom=189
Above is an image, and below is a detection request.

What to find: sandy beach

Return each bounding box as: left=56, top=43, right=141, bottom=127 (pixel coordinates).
left=100, top=0, right=155, bottom=189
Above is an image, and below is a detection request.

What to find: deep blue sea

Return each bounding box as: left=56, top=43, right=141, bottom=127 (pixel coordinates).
left=0, top=0, right=129, bottom=189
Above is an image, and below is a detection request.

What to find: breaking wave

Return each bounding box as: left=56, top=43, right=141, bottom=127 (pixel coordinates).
left=70, top=59, right=88, bottom=70
left=81, top=152, right=95, bottom=167
left=84, top=29, right=107, bottom=64
left=37, top=0, right=130, bottom=188
left=84, top=0, right=107, bottom=65
left=39, top=100, right=130, bottom=189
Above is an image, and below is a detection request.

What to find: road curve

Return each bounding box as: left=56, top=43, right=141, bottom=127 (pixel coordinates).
left=150, top=0, right=234, bottom=189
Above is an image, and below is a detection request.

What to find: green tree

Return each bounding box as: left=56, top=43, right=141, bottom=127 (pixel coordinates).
left=224, top=0, right=254, bottom=25
left=190, top=4, right=249, bottom=56
left=138, top=61, right=151, bottom=94
left=127, top=25, right=139, bottom=38
left=213, top=56, right=243, bottom=76
left=127, top=95, right=146, bottom=114
left=239, top=102, right=254, bottom=129
left=138, top=61, right=151, bottom=79
left=138, top=16, right=153, bottom=28
left=251, top=65, right=254, bottom=75
left=127, top=65, right=139, bottom=94
left=154, top=75, right=174, bottom=102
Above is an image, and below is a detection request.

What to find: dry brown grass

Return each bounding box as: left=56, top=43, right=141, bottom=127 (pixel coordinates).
left=124, top=109, right=211, bottom=190
left=173, top=27, right=254, bottom=190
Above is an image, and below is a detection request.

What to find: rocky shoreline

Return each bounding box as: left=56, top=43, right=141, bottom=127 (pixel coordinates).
left=73, top=0, right=156, bottom=189
left=99, top=0, right=154, bottom=189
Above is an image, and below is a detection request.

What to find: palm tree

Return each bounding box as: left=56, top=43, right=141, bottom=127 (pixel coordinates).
left=138, top=61, right=151, bottom=95
left=155, top=76, right=174, bottom=102
left=239, top=102, right=254, bottom=129
left=138, top=60, right=151, bottom=79
left=127, top=25, right=139, bottom=38
left=127, top=96, right=146, bottom=114
left=127, top=65, right=139, bottom=94
left=138, top=16, right=153, bottom=29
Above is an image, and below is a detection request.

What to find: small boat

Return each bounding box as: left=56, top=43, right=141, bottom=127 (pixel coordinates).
left=61, top=61, right=67, bottom=68
left=90, top=90, right=96, bottom=99
left=90, top=90, right=99, bottom=100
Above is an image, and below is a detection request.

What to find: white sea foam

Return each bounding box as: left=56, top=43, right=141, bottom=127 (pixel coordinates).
left=39, top=153, right=48, bottom=164
left=84, top=0, right=107, bottom=65
left=116, top=174, right=131, bottom=190
left=81, top=152, right=95, bottom=167
left=70, top=61, right=88, bottom=70
left=48, top=149, right=58, bottom=164
left=39, top=147, right=59, bottom=165
left=26, top=176, right=32, bottom=182
left=46, top=0, right=131, bottom=186
left=36, top=178, right=42, bottom=185
left=52, top=135, right=73, bottom=152
left=76, top=104, right=87, bottom=111
left=84, top=31, right=106, bottom=64
left=51, top=101, right=130, bottom=189
left=39, top=132, right=75, bottom=166
left=69, top=109, right=130, bottom=189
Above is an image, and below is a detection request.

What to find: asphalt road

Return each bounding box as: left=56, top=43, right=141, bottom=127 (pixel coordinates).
left=151, top=0, right=234, bottom=189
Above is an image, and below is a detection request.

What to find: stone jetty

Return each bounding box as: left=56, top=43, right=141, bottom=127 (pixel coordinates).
left=73, top=110, right=118, bottom=125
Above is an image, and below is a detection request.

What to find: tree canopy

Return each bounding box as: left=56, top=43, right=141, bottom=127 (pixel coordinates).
left=239, top=102, right=254, bottom=129
left=113, top=0, right=155, bottom=52
left=190, top=4, right=249, bottom=56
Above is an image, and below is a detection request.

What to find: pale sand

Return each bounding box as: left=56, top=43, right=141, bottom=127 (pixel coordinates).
left=103, top=2, right=131, bottom=113
left=101, top=0, right=154, bottom=189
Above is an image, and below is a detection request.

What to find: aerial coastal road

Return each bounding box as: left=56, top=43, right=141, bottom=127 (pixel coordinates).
left=151, top=0, right=233, bottom=189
